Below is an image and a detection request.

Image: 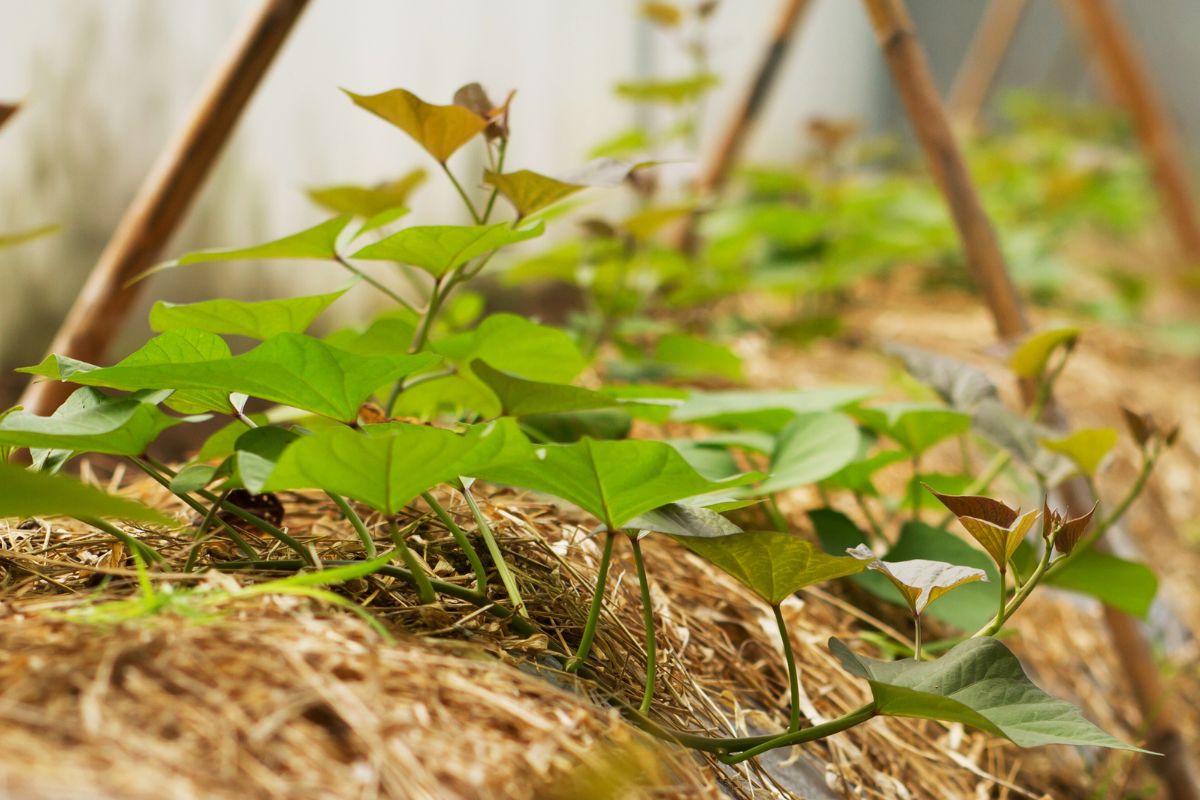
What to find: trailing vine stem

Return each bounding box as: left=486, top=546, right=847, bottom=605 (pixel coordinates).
left=772, top=604, right=801, bottom=732
left=183, top=487, right=232, bottom=572
left=422, top=491, right=487, bottom=590
left=330, top=494, right=377, bottom=558
left=132, top=456, right=313, bottom=565
left=566, top=529, right=616, bottom=674
left=459, top=480, right=527, bottom=617
left=388, top=521, right=436, bottom=604
left=439, top=162, right=483, bottom=224
left=81, top=517, right=163, bottom=564
left=127, top=457, right=258, bottom=560
left=630, top=535, right=657, bottom=714
left=716, top=704, right=879, bottom=764
left=333, top=254, right=417, bottom=312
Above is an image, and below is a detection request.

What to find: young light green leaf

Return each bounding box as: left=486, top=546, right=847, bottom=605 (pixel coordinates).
left=853, top=404, right=971, bottom=456
left=164, top=216, right=353, bottom=270
left=671, top=387, right=876, bottom=433
left=847, top=544, right=988, bottom=616
left=484, top=159, right=650, bottom=218
left=264, top=419, right=533, bottom=514
left=1009, top=326, right=1081, bottom=379
left=614, top=73, right=719, bottom=104
left=0, top=387, right=193, bottom=457
left=830, top=637, right=1145, bottom=751
left=675, top=532, right=865, bottom=605
left=26, top=332, right=437, bottom=423
left=233, top=426, right=300, bottom=494
left=345, top=87, right=487, bottom=163
left=758, top=412, right=860, bottom=494
left=150, top=285, right=350, bottom=340
left=308, top=170, right=426, bottom=216
left=350, top=222, right=544, bottom=277
left=667, top=440, right=741, bottom=480
left=820, top=448, right=909, bottom=496
left=0, top=461, right=173, bottom=524
left=1040, top=427, right=1118, bottom=478
left=170, top=463, right=222, bottom=495
left=476, top=437, right=760, bottom=530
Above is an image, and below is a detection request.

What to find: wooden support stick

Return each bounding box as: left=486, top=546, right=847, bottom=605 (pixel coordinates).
left=1060, top=0, right=1200, bottom=262
left=947, top=0, right=1028, bottom=126
left=675, top=0, right=812, bottom=252
left=862, top=0, right=1027, bottom=338
left=19, top=0, right=310, bottom=416
left=696, top=0, right=812, bottom=195
left=863, top=2, right=1198, bottom=797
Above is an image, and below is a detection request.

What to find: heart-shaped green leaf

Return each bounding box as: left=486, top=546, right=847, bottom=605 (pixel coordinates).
left=847, top=544, right=988, bottom=615
left=1009, top=326, right=1081, bottom=379
left=232, top=426, right=300, bottom=494
left=1040, top=427, right=1118, bottom=478
left=1046, top=549, right=1157, bottom=618
left=26, top=332, right=437, bottom=422
left=758, top=412, right=860, bottom=494
left=956, top=510, right=1040, bottom=570
left=264, top=418, right=532, bottom=514
left=350, top=222, right=544, bottom=277
left=308, top=169, right=426, bottom=216
left=166, top=216, right=353, bottom=268
left=150, top=285, right=349, bottom=340
left=853, top=404, right=971, bottom=456
left=345, top=87, right=487, bottom=163
left=675, top=531, right=865, bottom=605
left=830, top=637, right=1145, bottom=751
left=24, top=329, right=237, bottom=414
left=0, top=387, right=192, bottom=457
left=477, top=437, right=760, bottom=530
left=0, top=461, right=173, bottom=524
left=671, top=387, right=875, bottom=433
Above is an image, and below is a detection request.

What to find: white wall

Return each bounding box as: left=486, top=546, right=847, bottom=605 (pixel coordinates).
left=0, top=0, right=882, bottom=381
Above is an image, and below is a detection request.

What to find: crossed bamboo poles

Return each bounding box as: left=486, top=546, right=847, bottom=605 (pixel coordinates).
left=16, top=0, right=1199, bottom=796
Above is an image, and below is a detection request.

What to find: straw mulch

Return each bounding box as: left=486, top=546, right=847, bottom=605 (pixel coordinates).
left=0, top=282, right=1194, bottom=799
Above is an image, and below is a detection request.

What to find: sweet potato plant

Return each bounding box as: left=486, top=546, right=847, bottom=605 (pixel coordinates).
left=1, top=83, right=1174, bottom=768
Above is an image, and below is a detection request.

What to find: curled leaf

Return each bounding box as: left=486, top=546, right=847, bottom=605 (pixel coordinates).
left=926, top=486, right=1039, bottom=570
left=452, top=83, right=511, bottom=140
left=1120, top=406, right=1179, bottom=448
left=847, top=544, right=987, bottom=615
left=484, top=159, right=652, bottom=218
left=1008, top=326, right=1080, bottom=379
left=1042, top=500, right=1097, bottom=555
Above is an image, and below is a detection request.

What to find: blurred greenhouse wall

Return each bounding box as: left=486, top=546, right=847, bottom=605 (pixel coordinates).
left=0, top=0, right=882, bottom=400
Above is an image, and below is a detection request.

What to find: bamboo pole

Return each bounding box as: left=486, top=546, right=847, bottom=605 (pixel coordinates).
left=696, top=0, right=812, bottom=196
left=19, top=0, right=310, bottom=416
left=947, top=0, right=1028, bottom=126
left=675, top=0, right=812, bottom=252
left=862, top=3, right=1197, bottom=797
left=1059, top=0, right=1200, bottom=262
left=862, top=0, right=1027, bottom=339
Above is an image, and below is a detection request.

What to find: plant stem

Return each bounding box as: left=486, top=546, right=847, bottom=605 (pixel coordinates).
left=423, top=491, right=487, bottom=590
left=460, top=480, right=526, bottom=617
left=127, top=457, right=258, bottom=559
left=481, top=137, right=508, bottom=223
left=909, top=454, right=921, bottom=519
left=79, top=517, right=163, bottom=564
left=764, top=494, right=788, bottom=532
left=717, top=703, right=878, bottom=764
left=997, top=566, right=1007, bottom=623
left=408, top=274, right=451, bottom=355
left=334, top=255, right=417, bottom=312
left=329, top=493, right=376, bottom=557
left=630, top=536, right=657, bottom=714
left=913, top=613, right=923, bottom=660
left=184, top=487, right=231, bottom=572
left=974, top=531, right=1056, bottom=638
left=440, top=162, right=482, bottom=224
left=388, top=524, right=436, bottom=604
left=854, top=492, right=884, bottom=542
left=566, top=529, right=616, bottom=674
left=1055, top=448, right=1157, bottom=566
left=772, top=604, right=802, bottom=732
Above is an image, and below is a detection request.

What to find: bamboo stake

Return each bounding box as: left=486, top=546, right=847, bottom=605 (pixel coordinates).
left=675, top=0, right=812, bottom=252
left=1059, top=0, right=1200, bottom=262
left=862, top=0, right=1027, bottom=339
left=696, top=0, right=812, bottom=196
left=862, top=3, right=1197, bottom=796
left=947, top=0, right=1028, bottom=126
left=19, top=0, right=310, bottom=416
